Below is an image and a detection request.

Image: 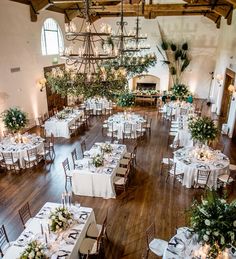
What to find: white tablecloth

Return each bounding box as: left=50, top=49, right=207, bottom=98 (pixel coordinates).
left=174, top=147, right=229, bottom=189
left=163, top=227, right=236, bottom=259
left=3, top=202, right=95, bottom=259
left=0, top=134, right=44, bottom=168
left=163, top=101, right=194, bottom=118
left=85, top=98, right=110, bottom=115
left=107, top=113, right=146, bottom=139
left=72, top=143, right=127, bottom=198
left=45, top=109, right=84, bottom=138
left=174, top=129, right=193, bottom=147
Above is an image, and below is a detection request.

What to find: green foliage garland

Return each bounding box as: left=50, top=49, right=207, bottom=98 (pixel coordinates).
left=188, top=116, right=218, bottom=144
left=103, top=53, right=157, bottom=78
left=1, top=107, right=28, bottom=133
left=189, top=191, right=236, bottom=258
left=117, top=91, right=135, bottom=107
left=46, top=68, right=127, bottom=100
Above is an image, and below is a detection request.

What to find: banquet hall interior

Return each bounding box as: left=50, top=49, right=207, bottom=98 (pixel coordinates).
left=1, top=0, right=236, bottom=258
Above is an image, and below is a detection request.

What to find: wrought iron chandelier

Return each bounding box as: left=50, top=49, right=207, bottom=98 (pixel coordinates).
left=60, top=0, right=119, bottom=82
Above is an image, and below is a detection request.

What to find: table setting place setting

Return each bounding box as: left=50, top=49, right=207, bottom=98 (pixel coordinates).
left=4, top=199, right=93, bottom=259
left=108, top=113, right=146, bottom=124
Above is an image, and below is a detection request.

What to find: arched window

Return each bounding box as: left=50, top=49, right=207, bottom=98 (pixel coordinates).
left=41, top=18, right=64, bottom=56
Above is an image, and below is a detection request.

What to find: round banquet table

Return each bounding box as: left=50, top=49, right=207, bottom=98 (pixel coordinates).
left=174, top=147, right=230, bottom=189
left=85, top=97, right=110, bottom=115
left=107, top=113, right=146, bottom=139
left=0, top=134, right=44, bottom=168
left=163, top=227, right=236, bottom=259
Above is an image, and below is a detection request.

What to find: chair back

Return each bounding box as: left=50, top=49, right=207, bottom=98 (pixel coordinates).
left=27, top=148, right=37, bottom=160
left=146, top=223, right=155, bottom=246
left=96, top=103, right=102, bottom=110
left=62, top=158, right=70, bottom=176
left=196, top=170, right=211, bottom=188
left=124, top=123, right=132, bottom=133
left=0, top=225, right=9, bottom=257
left=18, top=202, right=31, bottom=228
left=71, top=148, right=78, bottom=168
left=81, top=140, right=86, bottom=155
left=2, top=152, right=14, bottom=164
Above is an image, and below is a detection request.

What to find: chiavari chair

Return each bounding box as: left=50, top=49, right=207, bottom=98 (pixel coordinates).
left=81, top=140, right=86, bottom=157
left=144, top=118, right=152, bottom=134
left=136, top=122, right=146, bottom=139
left=71, top=147, right=80, bottom=169
left=49, top=133, right=55, bottom=156
left=217, top=170, right=234, bottom=187
left=69, top=121, right=79, bottom=136
left=38, top=142, right=53, bottom=164
left=122, top=123, right=132, bottom=140
left=24, top=148, right=38, bottom=168
left=0, top=225, right=11, bottom=257
left=145, top=223, right=168, bottom=258
left=62, top=158, right=72, bottom=187
left=116, top=160, right=131, bottom=177
left=194, top=169, right=211, bottom=188
left=159, top=152, right=173, bottom=175
left=107, top=122, right=118, bottom=142
left=18, top=202, right=32, bottom=228
left=95, top=103, right=103, bottom=116
left=114, top=168, right=130, bottom=193
left=79, top=224, right=104, bottom=257
left=166, top=162, right=184, bottom=184
left=2, top=152, right=20, bottom=172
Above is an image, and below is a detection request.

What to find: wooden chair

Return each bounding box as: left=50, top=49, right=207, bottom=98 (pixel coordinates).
left=62, top=158, right=72, bottom=187
left=79, top=224, right=103, bottom=257
left=49, top=133, right=55, bottom=156
left=144, top=118, right=152, bottom=134
left=81, top=140, right=86, bottom=157
left=69, top=121, right=79, bottom=136
left=71, top=148, right=79, bottom=169
left=217, top=170, right=235, bottom=187
left=122, top=123, right=132, bottom=140
left=38, top=142, right=54, bottom=164
left=145, top=223, right=168, bottom=258
left=136, top=122, right=146, bottom=139
left=159, top=152, right=173, bottom=175
left=18, top=202, right=32, bottom=228
left=114, top=168, right=130, bottom=193
left=2, top=152, right=20, bottom=172
left=95, top=103, right=103, bottom=116
left=194, top=170, right=211, bottom=188
left=0, top=225, right=10, bottom=257
left=166, top=162, right=184, bottom=184
left=116, top=161, right=131, bottom=177
left=24, top=148, right=38, bottom=168
left=107, top=122, right=118, bottom=141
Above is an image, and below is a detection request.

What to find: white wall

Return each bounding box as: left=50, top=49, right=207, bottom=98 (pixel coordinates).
left=0, top=0, right=65, bottom=136
left=95, top=15, right=219, bottom=97
left=210, top=10, right=236, bottom=137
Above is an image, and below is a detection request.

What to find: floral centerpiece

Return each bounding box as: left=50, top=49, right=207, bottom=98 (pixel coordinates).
left=189, top=191, right=236, bottom=258
left=188, top=116, right=218, bottom=145
left=101, top=143, right=113, bottom=153
left=20, top=240, right=47, bottom=259
left=172, top=84, right=190, bottom=100
left=1, top=107, right=28, bottom=133
left=49, top=207, right=73, bottom=232
left=92, top=154, right=104, bottom=167
left=56, top=112, right=67, bottom=120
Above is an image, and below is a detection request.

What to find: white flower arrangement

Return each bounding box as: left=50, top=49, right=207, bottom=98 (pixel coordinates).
left=20, top=240, right=47, bottom=259
left=101, top=143, right=113, bottom=153
left=92, top=154, right=104, bottom=167
left=49, top=207, right=73, bottom=232
left=190, top=191, right=236, bottom=258
left=56, top=111, right=67, bottom=120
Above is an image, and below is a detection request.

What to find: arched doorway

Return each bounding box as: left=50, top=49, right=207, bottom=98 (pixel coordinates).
left=131, top=74, right=160, bottom=91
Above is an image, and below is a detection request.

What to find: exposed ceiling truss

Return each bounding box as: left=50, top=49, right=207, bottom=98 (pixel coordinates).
left=10, top=0, right=235, bottom=28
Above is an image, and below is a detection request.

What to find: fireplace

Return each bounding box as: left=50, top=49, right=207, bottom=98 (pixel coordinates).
left=137, top=82, right=156, bottom=90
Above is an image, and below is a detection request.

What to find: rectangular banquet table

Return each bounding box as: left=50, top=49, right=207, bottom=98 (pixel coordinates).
left=72, top=143, right=127, bottom=199
left=45, top=110, right=84, bottom=138
left=3, top=202, right=95, bottom=259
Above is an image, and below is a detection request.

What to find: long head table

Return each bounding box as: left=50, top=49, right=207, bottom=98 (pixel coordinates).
left=3, top=202, right=95, bottom=259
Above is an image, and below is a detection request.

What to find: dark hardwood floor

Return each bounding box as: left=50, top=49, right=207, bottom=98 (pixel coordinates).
left=0, top=103, right=236, bottom=259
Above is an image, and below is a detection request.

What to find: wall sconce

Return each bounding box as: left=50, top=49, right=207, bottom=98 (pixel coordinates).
left=216, top=74, right=223, bottom=86
left=36, top=77, right=47, bottom=92
left=228, top=84, right=236, bottom=101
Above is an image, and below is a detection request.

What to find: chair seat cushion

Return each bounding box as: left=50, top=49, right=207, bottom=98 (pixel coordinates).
left=120, top=159, right=130, bottom=166
left=103, top=124, right=108, bottom=128
left=86, top=222, right=102, bottom=238
left=162, top=158, right=173, bottom=164
left=116, top=167, right=127, bottom=176
left=79, top=238, right=97, bottom=254
left=114, top=176, right=125, bottom=185
left=123, top=152, right=132, bottom=159
left=149, top=238, right=168, bottom=256
left=218, top=174, right=233, bottom=183
left=229, top=164, right=236, bottom=171
left=24, top=156, right=37, bottom=162
left=4, top=158, right=19, bottom=165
